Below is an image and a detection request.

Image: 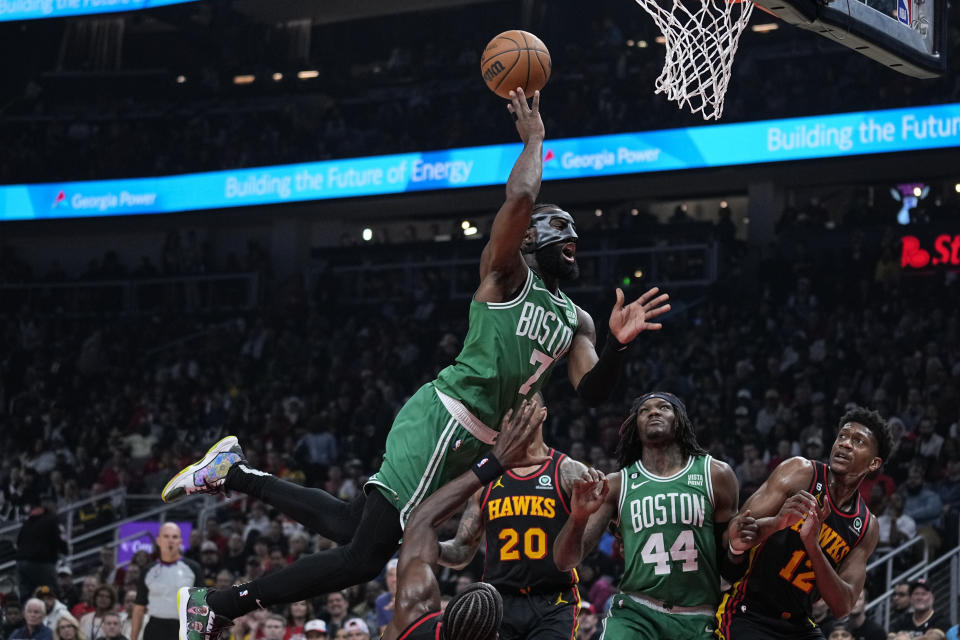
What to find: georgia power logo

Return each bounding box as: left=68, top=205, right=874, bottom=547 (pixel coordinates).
left=52, top=190, right=67, bottom=209
left=544, top=149, right=555, bottom=163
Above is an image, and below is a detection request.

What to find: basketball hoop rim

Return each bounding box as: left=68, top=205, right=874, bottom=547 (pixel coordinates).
left=729, top=0, right=778, bottom=18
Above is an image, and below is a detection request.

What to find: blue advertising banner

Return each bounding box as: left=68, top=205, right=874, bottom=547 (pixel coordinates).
left=2, top=102, right=958, bottom=221
left=0, top=0, right=198, bottom=22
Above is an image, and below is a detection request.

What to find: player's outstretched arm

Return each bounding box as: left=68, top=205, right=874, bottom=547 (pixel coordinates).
left=799, top=502, right=878, bottom=618
left=438, top=488, right=485, bottom=570
left=385, top=400, right=548, bottom=640
left=477, top=88, right=544, bottom=302
left=709, top=459, right=759, bottom=581
left=553, top=469, right=616, bottom=571
left=732, top=456, right=818, bottom=547
left=567, top=287, right=671, bottom=406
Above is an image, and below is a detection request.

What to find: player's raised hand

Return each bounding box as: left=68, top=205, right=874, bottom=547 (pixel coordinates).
left=507, top=88, right=544, bottom=144
left=493, top=399, right=549, bottom=469
left=772, top=490, right=820, bottom=532
left=608, top=286, right=671, bottom=345
left=728, top=509, right=759, bottom=554
left=570, top=468, right=608, bottom=519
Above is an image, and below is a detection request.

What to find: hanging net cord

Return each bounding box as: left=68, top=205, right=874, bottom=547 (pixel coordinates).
left=635, top=0, right=755, bottom=120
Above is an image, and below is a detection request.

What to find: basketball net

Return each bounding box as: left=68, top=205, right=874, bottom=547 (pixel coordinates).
left=634, top=0, right=754, bottom=120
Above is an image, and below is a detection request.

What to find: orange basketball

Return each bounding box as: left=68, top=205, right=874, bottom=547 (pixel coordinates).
left=480, top=30, right=551, bottom=99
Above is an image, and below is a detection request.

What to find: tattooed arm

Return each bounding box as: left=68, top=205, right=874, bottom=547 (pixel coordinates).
left=438, top=487, right=485, bottom=570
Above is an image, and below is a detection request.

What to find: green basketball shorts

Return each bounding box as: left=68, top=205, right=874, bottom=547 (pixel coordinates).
left=600, top=594, right=716, bottom=640
left=366, top=382, right=493, bottom=527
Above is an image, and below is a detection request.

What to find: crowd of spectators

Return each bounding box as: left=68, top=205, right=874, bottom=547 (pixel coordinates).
left=1, top=204, right=959, bottom=638
left=0, top=1, right=958, bottom=183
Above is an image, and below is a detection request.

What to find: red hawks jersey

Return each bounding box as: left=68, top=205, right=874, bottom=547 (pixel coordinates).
left=396, top=611, right=442, bottom=640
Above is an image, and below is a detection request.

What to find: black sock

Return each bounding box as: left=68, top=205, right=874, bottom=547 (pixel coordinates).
left=223, top=463, right=271, bottom=499
left=207, top=583, right=263, bottom=620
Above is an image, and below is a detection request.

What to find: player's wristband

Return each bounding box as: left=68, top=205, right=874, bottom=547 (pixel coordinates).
left=472, top=453, right=505, bottom=484
left=576, top=332, right=628, bottom=406
left=606, top=331, right=629, bottom=353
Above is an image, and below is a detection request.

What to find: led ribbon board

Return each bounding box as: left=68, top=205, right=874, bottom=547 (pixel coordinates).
left=2, top=103, right=959, bottom=221
left=0, top=0, right=198, bottom=21
left=901, top=232, right=960, bottom=270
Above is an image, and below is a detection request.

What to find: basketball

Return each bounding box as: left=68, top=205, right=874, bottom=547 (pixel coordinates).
left=480, top=30, right=551, bottom=99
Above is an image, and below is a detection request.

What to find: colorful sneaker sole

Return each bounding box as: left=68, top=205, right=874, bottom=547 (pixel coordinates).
left=161, top=435, right=241, bottom=503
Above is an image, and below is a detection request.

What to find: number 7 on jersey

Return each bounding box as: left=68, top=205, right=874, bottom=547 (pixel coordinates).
left=518, top=349, right=554, bottom=395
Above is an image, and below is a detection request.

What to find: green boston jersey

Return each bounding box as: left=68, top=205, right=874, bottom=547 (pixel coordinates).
left=434, top=268, right=579, bottom=429
left=617, top=455, right=721, bottom=609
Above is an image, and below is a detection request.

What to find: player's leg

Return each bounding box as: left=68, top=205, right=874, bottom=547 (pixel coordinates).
left=719, top=609, right=824, bottom=640
left=597, top=601, right=653, bottom=640
left=525, top=589, right=580, bottom=640
left=222, top=462, right=366, bottom=545
left=366, top=383, right=493, bottom=526
left=498, top=594, right=534, bottom=640
left=161, top=435, right=364, bottom=544
left=185, top=490, right=403, bottom=627
left=655, top=612, right=716, bottom=640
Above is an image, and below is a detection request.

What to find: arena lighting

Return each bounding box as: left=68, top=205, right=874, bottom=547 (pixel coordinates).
left=461, top=220, right=471, bottom=229
left=176, top=75, right=186, bottom=84
left=626, top=39, right=636, bottom=47
left=595, top=208, right=603, bottom=217
left=634, top=269, right=644, bottom=278
left=362, top=228, right=373, bottom=242
left=233, top=75, right=255, bottom=85
left=720, top=200, right=729, bottom=208
left=655, top=36, right=666, bottom=44
left=955, top=183, right=960, bottom=193
left=751, top=23, right=779, bottom=32
left=272, top=73, right=283, bottom=82
left=913, top=186, right=923, bottom=197
left=463, top=226, right=479, bottom=236
left=631, top=208, right=639, bottom=216
left=297, top=70, right=319, bottom=79
left=637, top=40, right=649, bottom=48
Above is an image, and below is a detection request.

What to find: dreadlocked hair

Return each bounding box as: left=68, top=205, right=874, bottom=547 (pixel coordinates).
left=839, top=405, right=891, bottom=463
left=440, top=582, right=503, bottom=640
left=615, top=393, right=707, bottom=469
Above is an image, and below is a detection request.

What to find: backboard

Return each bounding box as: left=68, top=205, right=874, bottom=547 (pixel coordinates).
left=752, top=0, right=948, bottom=77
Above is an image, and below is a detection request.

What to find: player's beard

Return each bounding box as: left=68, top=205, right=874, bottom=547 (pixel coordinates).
left=536, top=243, right=579, bottom=282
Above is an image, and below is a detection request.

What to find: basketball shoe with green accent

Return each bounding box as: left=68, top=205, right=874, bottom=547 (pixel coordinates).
left=178, top=587, right=233, bottom=640
left=162, top=436, right=245, bottom=503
